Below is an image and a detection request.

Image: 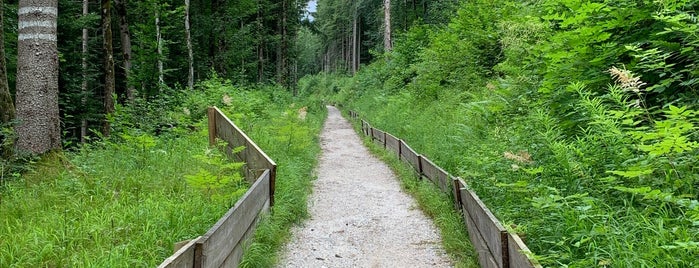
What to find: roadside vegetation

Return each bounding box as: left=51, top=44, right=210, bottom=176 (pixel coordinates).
left=0, top=77, right=324, bottom=267
left=302, top=0, right=699, bottom=266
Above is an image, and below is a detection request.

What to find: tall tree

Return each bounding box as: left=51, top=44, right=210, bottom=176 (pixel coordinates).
left=114, top=0, right=135, bottom=102
left=155, top=4, right=164, bottom=86
left=383, top=0, right=391, bottom=52
left=184, top=0, right=193, bottom=89
left=102, top=0, right=115, bottom=136
left=80, top=0, right=89, bottom=142
left=15, top=0, right=61, bottom=154
left=0, top=0, right=15, bottom=124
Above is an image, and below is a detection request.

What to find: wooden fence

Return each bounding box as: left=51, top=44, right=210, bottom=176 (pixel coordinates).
left=158, top=107, right=277, bottom=268
left=349, top=110, right=541, bottom=268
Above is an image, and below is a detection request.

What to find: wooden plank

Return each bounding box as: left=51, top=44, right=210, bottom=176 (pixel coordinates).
left=211, top=107, right=276, bottom=205
left=219, top=199, right=270, bottom=268
left=385, top=133, right=400, bottom=157
left=158, top=237, right=200, bottom=268
left=460, top=188, right=508, bottom=268
left=419, top=157, right=451, bottom=193
left=214, top=110, right=275, bottom=183
left=462, top=200, right=500, bottom=268
left=399, top=141, right=420, bottom=173
left=372, top=128, right=386, bottom=146
left=197, top=171, right=271, bottom=268
left=508, top=233, right=542, bottom=268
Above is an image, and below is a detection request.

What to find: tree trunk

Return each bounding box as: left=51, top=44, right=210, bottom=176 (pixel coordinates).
left=351, top=4, right=358, bottom=74
left=155, top=6, right=164, bottom=86
left=80, top=0, right=89, bottom=142
left=0, top=0, right=15, bottom=124
left=102, top=0, right=115, bottom=137
left=15, top=0, right=61, bottom=154
left=257, top=2, right=264, bottom=83
left=184, top=0, right=194, bottom=89
left=114, top=0, right=135, bottom=102
left=383, top=0, right=392, bottom=52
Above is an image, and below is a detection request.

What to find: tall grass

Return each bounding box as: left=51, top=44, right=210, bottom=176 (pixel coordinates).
left=0, top=77, right=327, bottom=267
left=0, top=128, right=233, bottom=266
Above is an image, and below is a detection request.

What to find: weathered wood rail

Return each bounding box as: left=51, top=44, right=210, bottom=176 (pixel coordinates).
left=350, top=110, right=541, bottom=268
left=159, top=107, right=277, bottom=268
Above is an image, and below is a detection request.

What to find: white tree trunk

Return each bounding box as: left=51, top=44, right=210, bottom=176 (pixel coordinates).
left=185, top=0, right=194, bottom=89
left=156, top=7, right=164, bottom=86
left=80, top=0, right=88, bottom=142
left=15, top=0, right=61, bottom=154
left=383, top=0, right=392, bottom=52
left=352, top=2, right=358, bottom=74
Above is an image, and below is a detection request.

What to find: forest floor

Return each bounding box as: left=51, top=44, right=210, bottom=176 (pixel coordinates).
left=277, top=106, right=452, bottom=267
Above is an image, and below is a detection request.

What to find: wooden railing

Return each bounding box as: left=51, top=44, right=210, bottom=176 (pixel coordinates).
left=158, top=107, right=276, bottom=268
left=350, top=110, right=541, bottom=268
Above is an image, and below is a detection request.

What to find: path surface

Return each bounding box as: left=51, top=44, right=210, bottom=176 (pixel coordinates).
left=277, top=106, right=452, bottom=268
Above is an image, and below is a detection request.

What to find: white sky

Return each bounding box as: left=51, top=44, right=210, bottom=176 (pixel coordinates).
left=306, top=0, right=317, bottom=21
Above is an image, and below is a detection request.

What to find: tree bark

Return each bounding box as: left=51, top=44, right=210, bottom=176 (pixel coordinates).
left=114, top=0, right=135, bottom=102
left=102, top=0, right=115, bottom=137
left=0, top=0, right=15, bottom=124
left=383, top=0, right=392, bottom=52
left=184, top=0, right=194, bottom=89
left=15, top=0, right=61, bottom=154
left=155, top=6, right=164, bottom=86
left=80, top=0, right=89, bottom=142
left=351, top=3, right=358, bottom=74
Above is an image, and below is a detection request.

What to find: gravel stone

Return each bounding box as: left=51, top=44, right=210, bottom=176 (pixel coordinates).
left=277, top=106, right=453, bottom=268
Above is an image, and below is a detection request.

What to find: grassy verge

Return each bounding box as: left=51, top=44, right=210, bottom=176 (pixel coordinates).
left=346, top=112, right=479, bottom=268
left=0, top=127, right=236, bottom=266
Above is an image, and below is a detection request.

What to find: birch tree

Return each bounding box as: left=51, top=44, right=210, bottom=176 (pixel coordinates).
left=185, top=0, right=193, bottom=89
left=383, top=0, right=391, bottom=52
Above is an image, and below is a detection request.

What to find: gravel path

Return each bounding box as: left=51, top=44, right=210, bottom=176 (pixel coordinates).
left=277, top=106, right=452, bottom=268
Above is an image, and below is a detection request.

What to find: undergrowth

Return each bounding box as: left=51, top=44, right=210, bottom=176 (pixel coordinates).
left=299, top=0, right=699, bottom=265
left=0, top=75, right=326, bottom=267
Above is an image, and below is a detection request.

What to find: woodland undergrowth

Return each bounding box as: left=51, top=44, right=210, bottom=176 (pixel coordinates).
left=303, top=0, right=699, bottom=266
left=0, top=76, right=325, bottom=267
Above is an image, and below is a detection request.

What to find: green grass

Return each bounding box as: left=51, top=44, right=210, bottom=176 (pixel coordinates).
left=347, top=112, right=479, bottom=268
left=0, top=127, right=237, bottom=267
left=0, top=78, right=328, bottom=267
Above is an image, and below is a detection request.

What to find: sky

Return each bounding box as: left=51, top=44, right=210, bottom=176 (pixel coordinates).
left=306, top=0, right=317, bottom=21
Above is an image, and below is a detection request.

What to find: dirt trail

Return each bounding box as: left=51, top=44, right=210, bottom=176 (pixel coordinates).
left=277, top=106, right=452, bottom=268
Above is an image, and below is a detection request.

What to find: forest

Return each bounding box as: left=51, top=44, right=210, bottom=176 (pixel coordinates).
left=1, top=0, right=698, bottom=267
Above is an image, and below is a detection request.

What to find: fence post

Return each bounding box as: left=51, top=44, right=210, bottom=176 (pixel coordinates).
left=452, top=177, right=463, bottom=211
left=383, top=132, right=387, bottom=149
left=207, top=107, right=216, bottom=146
left=398, top=140, right=402, bottom=161
left=417, top=155, right=424, bottom=178
left=269, top=165, right=277, bottom=207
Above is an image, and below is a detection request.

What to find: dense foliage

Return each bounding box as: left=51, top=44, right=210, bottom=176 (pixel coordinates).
left=303, top=0, right=699, bottom=266
left=0, top=77, right=325, bottom=266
